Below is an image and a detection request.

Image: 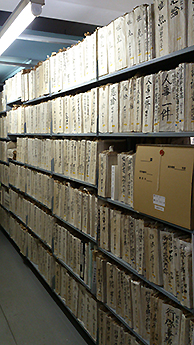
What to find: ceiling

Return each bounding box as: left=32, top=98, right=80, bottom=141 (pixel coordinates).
left=0, top=0, right=152, bottom=86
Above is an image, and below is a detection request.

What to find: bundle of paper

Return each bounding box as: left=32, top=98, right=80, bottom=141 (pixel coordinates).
left=145, top=223, right=163, bottom=286
left=154, top=0, right=169, bottom=57
left=99, top=84, right=109, bottom=133
left=21, top=69, right=29, bottom=102
left=84, top=31, right=97, bottom=83
left=106, top=261, right=117, bottom=310
left=96, top=254, right=107, bottom=303
left=125, top=11, right=135, bottom=68
left=140, top=284, right=152, bottom=342
left=107, top=21, right=116, bottom=74
left=114, top=15, right=127, bottom=71
left=134, top=4, right=148, bottom=64
left=188, top=0, right=194, bottom=47
left=110, top=209, right=122, bottom=257
left=131, top=279, right=142, bottom=334
left=135, top=218, right=145, bottom=275
left=98, top=149, right=118, bottom=197
left=143, top=74, right=155, bottom=133
left=99, top=204, right=110, bottom=251
left=109, top=83, right=119, bottom=133
left=98, top=26, right=108, bottom=77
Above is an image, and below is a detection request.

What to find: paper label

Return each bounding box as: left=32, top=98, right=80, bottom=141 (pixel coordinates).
left=154, top=205, right=164, bottom=212
left=153, top=194, right=165, bottom=207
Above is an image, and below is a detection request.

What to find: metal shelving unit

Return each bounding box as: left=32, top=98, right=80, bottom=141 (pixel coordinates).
left=2, top=43, right=194, bottom=345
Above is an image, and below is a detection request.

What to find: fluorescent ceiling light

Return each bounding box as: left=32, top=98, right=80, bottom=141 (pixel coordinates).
left=0, top=0, right=45, bottom=56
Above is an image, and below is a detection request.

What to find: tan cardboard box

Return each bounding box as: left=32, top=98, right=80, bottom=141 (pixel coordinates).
left=134, top=145, right=194, bottom=229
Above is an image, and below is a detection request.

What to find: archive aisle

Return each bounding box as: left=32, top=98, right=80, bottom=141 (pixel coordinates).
left=0, top=1, right=194, bottom=344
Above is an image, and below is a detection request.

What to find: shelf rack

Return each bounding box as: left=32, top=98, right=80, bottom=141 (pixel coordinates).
left=2, top=44, right=194, bottom=345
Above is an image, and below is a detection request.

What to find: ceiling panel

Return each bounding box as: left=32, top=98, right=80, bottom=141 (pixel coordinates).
left=0, top=0, right=153, bottom=25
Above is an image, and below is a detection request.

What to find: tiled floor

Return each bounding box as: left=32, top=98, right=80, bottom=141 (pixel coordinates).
left=0, top=229, right=88, bottom=345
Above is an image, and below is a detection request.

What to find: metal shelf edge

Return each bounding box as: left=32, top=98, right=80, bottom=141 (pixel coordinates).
left=99, top=248, right=194, bottom=315
left=53, top=214, right=97, bottom=244
left=102, top=303, right=149, bottom=345
left=99, top=197, right=193, bottom=233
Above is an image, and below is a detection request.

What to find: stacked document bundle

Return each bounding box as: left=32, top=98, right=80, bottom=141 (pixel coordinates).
left=53, top=180, right=98, bottom=240
left=10, top=164, right=53, bottom=210
left=0, top=141, right=8, bottom=162
left=98, top=148, right=135, bottom=207
left=96, top=255, right=194, bottom=344
left=53, top=222, right=97, bottom=289
left=55, top=262, right=97, bottom=341
left=5, top=71, right=22, bottom=103
left=98, top=307, right=139, bottom=345
left=16, top=138, right=99, bottom=185
left=9, top=216, right=28, bottom=257
left=98, top=4, right=154, bottom=77
left=98, top=205, right=193, bottom=309
left=27, top=203, right=54, bottom=248
left=7, top=106, right=25, bottom=134
left=54, top=139, right=98, bottom=186
left=98, top=63, right=194, bottom=134
left=154, top=0, right=192, bottom=57
left=0, top=116, right=7, bottom=138
left=27, top=230, right=55, bottom=287
left=9, top=189, right=29, bottom=224
left=0, top=185, right=10, bottom=210
left=18, top=31, right=97, bottom=101
left=0, top=163, right=9, bottom=187
left=25, top=101, right=52, bottom=134
left=0, top=87, right=6, bottom=112
left=23, top=88, right=98, bottom=135
left=0, top=205, right=9, bottom=232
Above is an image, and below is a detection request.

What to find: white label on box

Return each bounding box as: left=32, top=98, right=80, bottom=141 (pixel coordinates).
left=153, top=194, right=165, bottom=207
left=154, top=205, right=164, bottom=212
